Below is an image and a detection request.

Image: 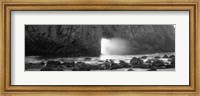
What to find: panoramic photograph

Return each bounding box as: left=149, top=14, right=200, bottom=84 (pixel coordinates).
left=25, top=25, right=175, bottom=71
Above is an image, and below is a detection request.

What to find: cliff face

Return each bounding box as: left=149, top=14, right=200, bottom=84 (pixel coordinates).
left=101, top=25, right=175, bottom=54
left=25, top=25, right=175, bottom=56
left=25, top=25, right=102, bottom=56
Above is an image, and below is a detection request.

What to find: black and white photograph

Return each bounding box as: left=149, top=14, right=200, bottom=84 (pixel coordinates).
left=25, top=25, right=175, bottom=71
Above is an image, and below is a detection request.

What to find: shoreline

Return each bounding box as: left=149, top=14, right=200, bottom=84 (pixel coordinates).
left=25, top=53, right=175, bottom=71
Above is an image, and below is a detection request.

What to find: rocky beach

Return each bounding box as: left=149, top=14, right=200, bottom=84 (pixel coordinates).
left=25, top=52, right=175, bottom=71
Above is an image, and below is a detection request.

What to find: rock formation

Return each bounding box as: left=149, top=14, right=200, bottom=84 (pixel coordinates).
left=25, top=25, right=175, bottom=56
left=25, top=25, right=101, bottom=56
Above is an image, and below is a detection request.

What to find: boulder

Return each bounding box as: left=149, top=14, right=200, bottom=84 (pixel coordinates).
left=99, top=64, right=107, bottom=70
left=62, top=61, right=75, bottom=68
left=154, top=56, right=160, bottom=59
left=90, top=64, right=101, bottom=70
left=171, top=58, right=175, bottom=64
left=127, top=68, right=134, bottom=71
left=130, top=57, right=143, bottom=66
left=170, top=57, right=175, bottom=66
left=132, top=64, right=149, bottom=68
left=85, top=57, right=92, bottom=61
left=145, top=59, right=155, bottom=64
left=25, top=62, right=45, bottom=70
left=71, top=67, right=78, bottom=71
left=41, top=63, right=66, bottom=71
left=156, top=64, right=166, bottom=69
left=103, top=62, right=111, bottom=69
left=46, top=61, right=61, bottom=68
left=40, top=67, right=53, bottom=71
left=119, top=60, right=131, bottom=68
left=152, top=60, right=166, bottom=69
left=25, top=63, right=30, bottom=70
left=53, top=65, right=65, bottom=71
left=147, top=67, right=157, bottom=71
left=169, top=55, right=175, bottom=58
left=54, top=68, right=64, bottom=71
left=109, top=59, right=115, bottom=64
left=141, top=56, right=148, bottom=59
left=40, top=62, right=46, bottom=65
left=152, top=60, right=164, bottom=66
left=111, top=63, right=122, bottom=70
left=163, top=55, right=168, bottom=58
left=166, top=64, right=175, bottom=68
left=72, top=62, right=91, bottom=71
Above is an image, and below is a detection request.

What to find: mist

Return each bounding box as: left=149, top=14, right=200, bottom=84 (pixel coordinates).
left=101, top=38, right=130, bottom=55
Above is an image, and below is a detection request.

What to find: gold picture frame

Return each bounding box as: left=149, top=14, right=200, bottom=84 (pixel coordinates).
left=0, top=0, right=199, bottom=96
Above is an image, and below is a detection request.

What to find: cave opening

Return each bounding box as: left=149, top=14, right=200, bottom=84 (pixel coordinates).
left=101, top=29, right=115, bottom=55
left=100, top=37, right=131, bottom=55
left=100, top=34, right=131, bottom=55
left=101, top=38, right=110, bottom=55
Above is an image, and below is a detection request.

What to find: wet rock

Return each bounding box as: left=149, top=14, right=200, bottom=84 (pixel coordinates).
left=156, top=64, right=166, bottom=69
left=62, top=61, right=75, bottom=68
left=53, top=65, right=65, bottom=71
left=170, top=58, right=175, bottom=66
left=40, top=67, right=53, bottom=71
left=109, top=59, right=115, bottom=64
left=99, top=64, right=107, bottom=70
left=25, top=63, right=33, bottom=70
left=152, top=60, right=166, bottom=69
left=164, top=62, right=169, bottom=65
left=166, top=65, right=174, bottom=68
left=71, top=67, right=78, bottom=71
left=147, top=67, right=157, bottom=71
left=130, top=57, right=147, bottom=68
left=55, top=68, right=64, bottom=71
left=169, top=55, right=175, bottom=58
left=25, top=63, right=30, bottom=70
left=25, top=62, right=45, bottom=70
left=130, top=57, right=143, bottom=66
left=163, top=55, right=168, bottom=58
left=152, top=60, right=164, bottom=66
left=132, top=64, right=149, bottom=68
left=72, top=62, right=91, bottom=71
left=111, top=63, right=122, bottom=70
left=154, top=56, right=160, bottom=59
left=141, top=56, right=148, bottom=59
left=145, top=59, right=155, bottom=64
left=119, top=60, right=131, bottom=68
left=46, top=61, right=61, bottom=68
left=85, top=57, right=92, bottom=61
left=165, top=58, right=175, bottom=68
left=103, top=59, right=122, bottom=70
left=40, top=61, right=66, bottom=71
left=171, top=58, right=175, bottom=63
left=40, top=62, right=46, bottom=65
left=77, top=62, right=91, bottom=71
left=90, top=64, right=101, bottom=70
left=127, top=68, right=134, bottom=71
left=103, top=62, right=111, bottom=69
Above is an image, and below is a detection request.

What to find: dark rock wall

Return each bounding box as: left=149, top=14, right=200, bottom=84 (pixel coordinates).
left=25, top=25, right=175, bottom=56
left=101, top=25, right=175, bottom=54
left=25, top=25, right=102, bottom=56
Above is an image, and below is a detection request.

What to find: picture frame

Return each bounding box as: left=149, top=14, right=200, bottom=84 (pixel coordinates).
left=0, top=0, right=199, bottom=96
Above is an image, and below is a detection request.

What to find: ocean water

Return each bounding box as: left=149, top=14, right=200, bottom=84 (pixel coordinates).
left=25, top=52, right=175, bottom=65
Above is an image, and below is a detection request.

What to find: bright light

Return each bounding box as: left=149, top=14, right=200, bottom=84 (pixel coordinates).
left=101, top=38, right=130, bottom=55
left=101, top=38, right=110, bottom=55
